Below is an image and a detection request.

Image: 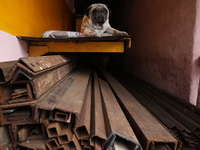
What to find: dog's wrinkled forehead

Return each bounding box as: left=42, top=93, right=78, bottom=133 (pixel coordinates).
left=85, top=3, right=109, bottom=18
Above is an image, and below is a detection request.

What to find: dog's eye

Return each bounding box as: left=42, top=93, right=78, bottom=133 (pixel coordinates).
left=102, top=8, right=108, bottom=13
left=93, top=9, right=98, bottom=14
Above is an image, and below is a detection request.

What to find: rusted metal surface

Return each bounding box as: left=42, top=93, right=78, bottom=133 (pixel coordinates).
left=10, top=122, right=45, bottom=142
left=30, top=61, right=76, bottom=99
left=0, top=82, right=29, bottom=104
left=0, top=55, right=77, bottom=105
left=6, top=55, right=74, bottom=82
left=0, top=125, right=11, bottom=150
left=65, top=135, right=82, bottom=150
left=57, top=122, right=73, bottom=144
left=55, top=68, right=91, bottom=114
left=35, top=68, right=81, bottom=120
left=74, top=79, right=92, bottom=140
left=128, top=78, right=200, bottom=142
left=46, top=122, right=62, bottom=138
left=99, top=78, right=141, bottom=150
left=14, top=139, right=47, bottom=150
left=46, top=138, right=59, bottom=149
left=0, top=60, right=17, bottom=83
left=0, top=100, right=37, bottom=125
left=90, top=73, right=107, bottom=148
left=101, top=69, right=179, bottom=150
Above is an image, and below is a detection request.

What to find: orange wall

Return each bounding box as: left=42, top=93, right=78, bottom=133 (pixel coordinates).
left=0, top=0, right=72, bottom=37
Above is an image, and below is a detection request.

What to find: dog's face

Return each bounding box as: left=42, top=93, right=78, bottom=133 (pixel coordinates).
left=85, top=3, right=109, bottom=25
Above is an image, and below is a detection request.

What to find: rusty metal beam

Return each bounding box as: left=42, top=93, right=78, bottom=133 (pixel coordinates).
left=55, top=68, right=91, bottom=114
left=130, top=79, right=200, bottom=139
left=0, top=125, right=11, bottom=150
left=35, top=68, right=81, bottom=121
left=101, top=69, right=179, bottom=150
left=74, top=78, right=92, bottom=140
left=0, top=100, right=37, bottom=125
left=90, top=73, right=107, bottom=148
left=11, top=122, right=45, bottom=142
left=57, top=122, right=73, bottom=145
left=0, top=60, right=17, bottom=83
left=29, top=61, right=76, bottom=99
left=46, top=122, right=62, bottom=138
left=6, top=55, right=74, bottom=82
left=65, top=135, right=82, bottom=150
left=14, top=139, right=47, bottom=150
left=46, top=138, right=59, bottom=150
left=99, top=78, right=141, bottom=150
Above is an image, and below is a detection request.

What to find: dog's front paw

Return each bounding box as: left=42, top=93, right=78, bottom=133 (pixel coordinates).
left=95, top=32, right=102, bottom=37
left=119, top=31, right=129, bottom=36
left=102, top=33, right=113, bottom=37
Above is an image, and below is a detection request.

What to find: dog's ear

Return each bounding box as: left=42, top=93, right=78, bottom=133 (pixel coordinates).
left=105, top=5, right=112, bottom=16
left=85, top=6, right=92, bottom=18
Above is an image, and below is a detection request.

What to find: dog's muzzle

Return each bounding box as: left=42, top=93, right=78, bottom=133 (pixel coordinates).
left=93, top=10, right=107, bottom=24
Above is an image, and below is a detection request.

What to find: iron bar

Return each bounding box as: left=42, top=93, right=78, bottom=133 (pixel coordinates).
left=90, top=73, right=107, bottom=148
left=99, top=78, right=141, bottom=150
left=74, top=79, right=92, bottom=140
left=101, top=69, right=179, bottom=150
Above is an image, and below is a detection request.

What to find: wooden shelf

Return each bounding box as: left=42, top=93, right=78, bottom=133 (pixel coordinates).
left=18, top=36, right=131, bottom=57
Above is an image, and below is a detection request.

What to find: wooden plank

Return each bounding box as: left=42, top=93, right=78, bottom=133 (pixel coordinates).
left=29, top=42, right=124, bottom=57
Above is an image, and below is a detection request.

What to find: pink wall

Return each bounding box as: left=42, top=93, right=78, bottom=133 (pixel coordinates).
left=193, top=1, right=200, bottom=106
left=118, top=1, right=198, bottom=105
left=0, top=31, right=28, bottom=62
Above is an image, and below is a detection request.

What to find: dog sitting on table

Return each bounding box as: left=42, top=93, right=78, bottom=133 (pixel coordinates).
left=42, top=3, right=128, bottom=38
left=81, top=3, right=128, bottom=37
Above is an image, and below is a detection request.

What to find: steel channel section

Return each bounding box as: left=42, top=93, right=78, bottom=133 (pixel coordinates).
left=35, top=68, right=81, bottom=120
left=132, top=80, right=200, bottom=139
left=14, top=139, right=47, bottom=150
left=55, top=68, right=91, bottom=115
left=46, top=138, right=59, bottom=149
left=57, top=122, right=73, bottom=145
left=6, top=55, right=72, bottom=82
left=65, top=134, right=82, bottom=150
left=0, top=100, right=37, bottom=125
left=0, top=60, right=17, bottom=83
left=11, top=122, right=45, bottom=142
left=113, top=72, right=200, bottom=148
left=101, top=69, right=179, bottom=150
left=131, top=77, right=200, bottom=126
left=74, top=79, right=92, bottom=140
left=90, top=73, right=107, bottom=148
left=99, top=78, right=142, bottom=150
left=117, top=77, right=184, bottom=147
left=30, top=61, right=76, bottom=99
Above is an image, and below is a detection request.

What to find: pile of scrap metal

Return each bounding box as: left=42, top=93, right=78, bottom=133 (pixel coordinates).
left=112, top=71, right=200, bottom=149
left=0, top=55, right=181, bottom=150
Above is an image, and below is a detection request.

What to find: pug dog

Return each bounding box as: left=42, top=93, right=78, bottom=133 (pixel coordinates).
left=81, top=3, right=128, bottom=37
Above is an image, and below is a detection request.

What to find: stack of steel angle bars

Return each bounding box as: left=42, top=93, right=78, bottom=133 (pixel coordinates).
left=0, top=56, right=180, bottom=150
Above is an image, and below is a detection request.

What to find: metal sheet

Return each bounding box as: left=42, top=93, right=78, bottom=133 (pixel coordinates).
left=101, top=69, right=179, bottom=150
left=99, top=79, right=141, bottom=150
